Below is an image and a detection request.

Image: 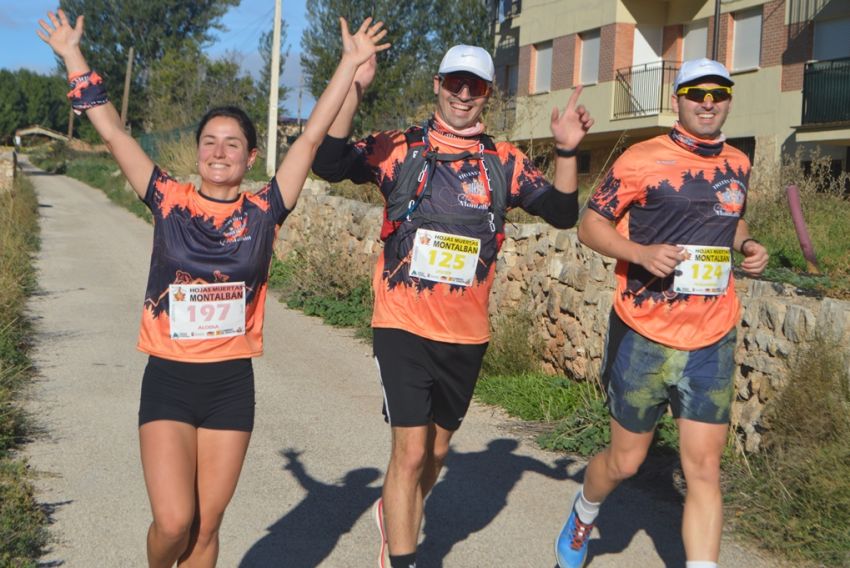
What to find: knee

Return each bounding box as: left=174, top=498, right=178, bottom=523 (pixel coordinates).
left=430, top=440, right=450, bottom=467
left=604, top=450, right=645, bottom=481
left=681, top=453, right=722, bottom=485
left=152, top=510, right=194, bottom=543
left=194, top=514, right=225, bottom=547
left=390, top=443, right=428, bottom=476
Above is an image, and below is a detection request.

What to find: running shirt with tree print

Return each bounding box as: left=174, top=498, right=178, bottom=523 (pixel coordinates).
left=136, top=167, right=289, bottom=362
left=588, top=131, right=751, bottom=350
left=347, top=121, right=556, bottom=344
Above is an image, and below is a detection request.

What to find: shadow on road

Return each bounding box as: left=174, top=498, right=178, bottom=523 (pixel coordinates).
left=239, top=449, right=382, bottom=568
left=583, top=452, right=687, bottom=567
left=418, top=438, right=575, bottom=568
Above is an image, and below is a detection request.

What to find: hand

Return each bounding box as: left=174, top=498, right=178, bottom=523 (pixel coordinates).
left=340, top=17, right=390, bottom=68
left=353, top=54, right=378, bottom=94
left=740, top=240, right=768, bottom=276
left=636, top=243, right=686, bottom=278
left=550, top=85, right=594, bottom=151
left=37, top=9, right=84, bottom=60
left=281, top=448, right=303, bottom=464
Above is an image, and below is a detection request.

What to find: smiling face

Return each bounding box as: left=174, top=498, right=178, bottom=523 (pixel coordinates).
left=433, top=72, right=490, bottom=130
left=196, top=116, right=257, bottom=188
left=672, top=81, right=732, bottom=140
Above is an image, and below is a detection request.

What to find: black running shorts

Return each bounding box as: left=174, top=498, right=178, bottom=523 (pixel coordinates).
left=373, top=328, right=488, bottom=431
left=139, top=355, right=255, bottom=431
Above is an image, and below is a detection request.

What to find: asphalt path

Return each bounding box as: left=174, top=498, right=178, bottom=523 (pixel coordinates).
left=22, top=162, right=784, bottom=567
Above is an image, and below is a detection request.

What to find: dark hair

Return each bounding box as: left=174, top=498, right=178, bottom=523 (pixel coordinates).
left=195, top=106, right=258, bottom=151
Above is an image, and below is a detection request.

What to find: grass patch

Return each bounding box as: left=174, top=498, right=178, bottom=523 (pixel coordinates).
left=725, top=340, right=850, bottom=566
left=0, top=176, right=49, bottom=565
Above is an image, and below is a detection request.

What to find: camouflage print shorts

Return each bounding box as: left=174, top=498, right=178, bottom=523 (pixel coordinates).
left=601, top=311, right=737, bottom=433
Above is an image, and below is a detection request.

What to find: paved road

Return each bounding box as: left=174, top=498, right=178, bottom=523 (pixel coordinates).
left=22, top=164, right=782, bottom=567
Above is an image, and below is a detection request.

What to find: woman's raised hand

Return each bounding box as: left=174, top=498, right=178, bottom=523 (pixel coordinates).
left=340, top=17, right=390, bottom=67
left=37, top=9, right=84, bottom=60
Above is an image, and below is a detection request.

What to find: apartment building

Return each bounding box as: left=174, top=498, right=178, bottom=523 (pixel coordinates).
left=489, top=0, right=850, bottom=179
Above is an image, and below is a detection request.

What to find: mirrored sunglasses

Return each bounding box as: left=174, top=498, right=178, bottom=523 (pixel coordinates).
left=676, top=86, right=733, bottom=103
left=440, top=74, right=491, bottom=98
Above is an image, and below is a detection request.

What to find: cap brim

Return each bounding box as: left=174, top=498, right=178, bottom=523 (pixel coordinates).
left=677, top=74, right=734, bottom=90
left=438, top=66, right=493, bottom=82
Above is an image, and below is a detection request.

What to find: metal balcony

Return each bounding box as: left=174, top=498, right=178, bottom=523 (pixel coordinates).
left=802, top=57, right=850, bottom=125
left=613, top=61, right=680, bottom=119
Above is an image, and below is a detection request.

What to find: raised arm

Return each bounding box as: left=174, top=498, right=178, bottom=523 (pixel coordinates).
left=549, top=85, right=594, bottom=195
left=275, top=18, right=389, bottom=209
left=37, top=10, right=154, bottom=198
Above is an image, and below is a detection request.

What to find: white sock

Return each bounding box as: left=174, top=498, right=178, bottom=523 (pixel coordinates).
left=574, top=487, right=601, bottom=525
left=685, top=562, right=718, bottom=568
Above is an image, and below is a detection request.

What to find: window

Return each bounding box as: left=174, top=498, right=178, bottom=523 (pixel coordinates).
left=506, top=64, right=518, bottom=96
left=533, top=42, right=553, bottom=93
left=813, top=17, right=850, bottom=61
left=580, top=29, right=601, bottom=85
left=683, top=20, right=708, bottom=61
left=733, top=9, right=762, bottom=71
left=727, top=137, right=756, bottom=163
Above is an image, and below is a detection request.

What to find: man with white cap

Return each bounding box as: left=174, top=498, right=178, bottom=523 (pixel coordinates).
left=313, top=44, right=593, bottom=567
left=554, top=58, right=768, bottom=568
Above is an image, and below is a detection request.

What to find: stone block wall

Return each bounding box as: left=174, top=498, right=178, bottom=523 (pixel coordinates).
left=276, top=181, right=850, bottom=452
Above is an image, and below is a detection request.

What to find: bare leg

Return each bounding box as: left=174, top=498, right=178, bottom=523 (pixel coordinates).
left=177, top=428, right=251, bottom=568
left=383, top=425, right=429, bottom=556
left=140, top=420, right=197, bottom=568
left=582, top=419, right=654, bottom=503
left=678, top=419, right=727, bottom=562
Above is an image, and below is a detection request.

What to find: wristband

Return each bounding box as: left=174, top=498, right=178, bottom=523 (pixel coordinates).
left=67, top=71, right=109, bottom=115
left=554, top=146, right=578, bottom=158
left=739, top=238, right=760, bottom=253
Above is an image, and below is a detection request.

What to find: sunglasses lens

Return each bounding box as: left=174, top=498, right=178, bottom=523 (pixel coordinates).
left=682, top=88, right=731, bottom=102
left=442, top=75, right=489, bottom=97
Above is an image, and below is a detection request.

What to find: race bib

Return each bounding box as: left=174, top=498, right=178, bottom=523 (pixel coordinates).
left=673, top=245, right=732, bottom=295
left=409, top=229, right=481, bottom=286
left=169, top=282, right=246, bottom=339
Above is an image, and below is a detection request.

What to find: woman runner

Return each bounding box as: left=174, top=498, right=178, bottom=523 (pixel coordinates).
left=37, top=9, right=388, bottom=567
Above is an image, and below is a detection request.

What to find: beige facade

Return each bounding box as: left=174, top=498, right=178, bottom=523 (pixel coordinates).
left=490, top=0, right=850, bottom=176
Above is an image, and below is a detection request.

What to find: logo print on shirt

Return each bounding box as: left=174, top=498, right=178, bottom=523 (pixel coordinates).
left=221, top=213, right=252, bottom=245
left=713, top=180, right=745, bottom=217
left=457, top=178, right=490, bottom=210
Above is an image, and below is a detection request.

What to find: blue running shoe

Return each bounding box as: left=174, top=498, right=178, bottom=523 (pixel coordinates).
left=555, top=496, right=594, bottom=568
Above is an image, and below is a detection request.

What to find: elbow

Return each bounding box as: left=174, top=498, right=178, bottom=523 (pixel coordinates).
left=576, top=218, right=590, bottom=245
left=552, top=209, right=579, bottom=230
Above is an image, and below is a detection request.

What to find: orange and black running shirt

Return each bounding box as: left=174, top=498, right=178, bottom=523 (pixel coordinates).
left=340, top=122, right=563, bottom=345
left=587, top=129, right=751, bottom=350
left=136, top=167, right=290, bottom=362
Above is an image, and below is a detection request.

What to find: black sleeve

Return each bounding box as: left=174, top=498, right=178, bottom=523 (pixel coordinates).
left=522, top=188, right=580, bottom=229
left=312, top=134, right=366, bottom=183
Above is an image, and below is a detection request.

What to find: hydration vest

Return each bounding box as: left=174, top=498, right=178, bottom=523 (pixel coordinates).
left=380, top=122, right=508, bottom=241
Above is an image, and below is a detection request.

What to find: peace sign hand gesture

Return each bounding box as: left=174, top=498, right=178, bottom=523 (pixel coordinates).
left=550, top=85, right=594, bottom=151
left=339, top=17, right=390, bottom=68
left=37, top=9, right=84, bottom=61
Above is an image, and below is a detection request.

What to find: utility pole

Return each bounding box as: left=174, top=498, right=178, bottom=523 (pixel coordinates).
left=67, top=106, right=75, bottom=139
left=266, top=0, right=282, bottom=177
left=712, top=0, right=721, bottom=60
left=297, top=74, right=303, bottom=134
left=120, top=46, right=135, bottom=129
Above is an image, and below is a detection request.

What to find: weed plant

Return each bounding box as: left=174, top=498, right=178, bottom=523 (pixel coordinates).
left=268, top=227, right=373, bottom=338
left=0, top=177, right=48, bottom=565
left=747, top=148, right=850, bottom=297
left=724, top=340, right=850, bottom=566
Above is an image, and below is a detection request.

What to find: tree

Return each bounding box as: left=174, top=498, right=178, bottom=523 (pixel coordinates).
left=0, top=70, right=69, bottom=143
left=58, top=0, right=239, bottom=129
left=301, top=0, right=492, bottom=135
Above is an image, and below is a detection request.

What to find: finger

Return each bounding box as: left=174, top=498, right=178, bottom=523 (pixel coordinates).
left=372, top=29, right=388, bottom=43
left=368, top=20, right=384, bottom=35
left=77, top=15, right=85, bottom=34
left=339, top=17, right=351, bottom=40
left=566, top=84, right=584, bottom=110
left=38, top=19, right=54, bottom=35
left=583, top=117, right=595, bottom=130
left=57, top=8, right=69, bottom=27
left=36, top=29, right=49, bottom=42
left=357, top=16, right=373, bottom=34
left=47, top=11, right=60, bottom=28
left=550, top=106, right=560, bottom=125
left=375, top=42, right=391, bottom=52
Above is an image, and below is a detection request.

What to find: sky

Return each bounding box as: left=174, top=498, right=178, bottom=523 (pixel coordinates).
left=0, top=0, right=316, bottom=117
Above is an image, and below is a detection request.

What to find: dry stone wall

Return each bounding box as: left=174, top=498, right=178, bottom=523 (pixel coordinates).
left=277, top=180, right=850, bottom=452
left=0, top=148, right=17, bottom=193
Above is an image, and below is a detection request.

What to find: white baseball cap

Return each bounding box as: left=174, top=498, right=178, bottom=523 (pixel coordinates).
left=438, top=45, right=495, bottom=82
left=674, top=58, right=734, bottom=91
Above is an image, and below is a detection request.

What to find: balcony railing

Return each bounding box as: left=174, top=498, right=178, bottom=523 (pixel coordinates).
left=614, top=61, right=679, bottom=119
left=802, top=57, right=850, bottom=125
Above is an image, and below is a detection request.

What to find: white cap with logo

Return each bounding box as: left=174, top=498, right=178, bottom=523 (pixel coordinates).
left=438, top=45, right=495, bottom=82
left=674, top=58, right=734, bottom=91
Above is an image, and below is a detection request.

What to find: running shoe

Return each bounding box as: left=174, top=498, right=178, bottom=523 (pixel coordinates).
left=373, top=498, right=389, bottom=568
left=555, top=494, right=595, bottom=568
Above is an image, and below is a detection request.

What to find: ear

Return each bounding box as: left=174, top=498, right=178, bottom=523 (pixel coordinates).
left=671, top=93, right=680, bottom=114
left=247, top=148, right=259, bottom=168
left=433, top=75, right=441, bottom=96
